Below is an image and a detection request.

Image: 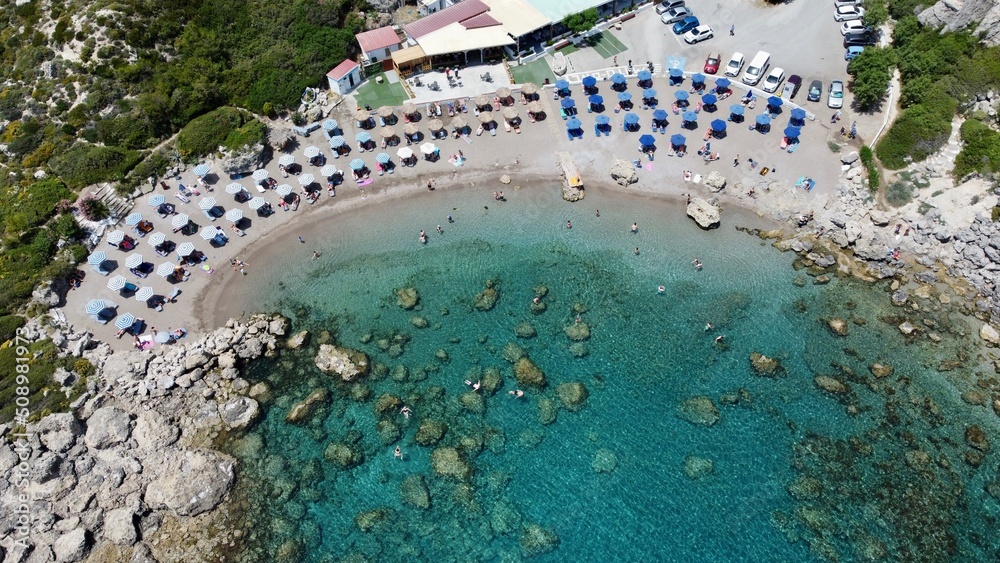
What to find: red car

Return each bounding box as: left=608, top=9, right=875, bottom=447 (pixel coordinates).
left=704, top=52, right=721, bottom=74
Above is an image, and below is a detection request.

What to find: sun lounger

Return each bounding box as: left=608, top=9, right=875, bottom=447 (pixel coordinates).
left=504, top=121, right=511, bottom=133
left=175, top=193, right=190, bottom=204
left=780, top=137, right=788, bottom=149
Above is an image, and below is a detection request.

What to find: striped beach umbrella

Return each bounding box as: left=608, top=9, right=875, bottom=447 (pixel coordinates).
left=125, top=213, right=142, bottom=226
left=107, top=275, right=127, bottom=291
left=349, top=159, right=366, bottom=171
left=107, top=230, right=125, bottom=245
left=321, top=165, right=338, bottom=177
left=171, top=214, right=189, bottom=229
left=115, top=313, right=135, bottom=330
left=147, top=232, right=165, bottom=246
left=177, top=242, right=195, bottom=257
left=323, top=119, right=338, bottom=131
left=148, top=194, right=165, bottom=207
left=375, top=153, right=391, bottom=164
left=329, top=136, right=346, bottom=148
left=193, top=164, right=211, bottom=177
left=200, top=226, right=219, bottom=240
left=275, top=184, right=292, bottom=196
left=298, top=174, right=315, bottom=186
left=199, top=197, right=216, bottom=210
left=225, top=182, right=244, bottom=194
left=248, top=197, right=267, bottom=210
left=85, top=299, right=105, bottom=315
left=157, top=262, right=176, bottom=277
left=87, top=251, right=107, bottom=265
left=135, top=287, right=154, bottom=302
left=304, top=146, right=320, bottom=158
left=252, top=169, right=269, bottom=181
left=278, top=155, right=295, bottom=167
left=126, top=253, right=144, bottom=268
left=355, top=132, right=371, bottom=143
left=225, top=209, right=243, bottom=222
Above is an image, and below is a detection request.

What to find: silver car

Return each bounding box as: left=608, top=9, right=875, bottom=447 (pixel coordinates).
left=660, top=6, right=691, bottom=24
left=655, top=0, right=685, bottom=14
left=828, top=80, right=844, bottom=108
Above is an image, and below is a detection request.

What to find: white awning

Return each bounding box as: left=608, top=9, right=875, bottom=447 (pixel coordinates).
left=416, top=22, right=516, bottom=56
left=482, top=0, right=551, bottom=37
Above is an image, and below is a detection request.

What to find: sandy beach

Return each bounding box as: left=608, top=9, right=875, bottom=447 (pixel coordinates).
left=64, top=73, right=842, bottom=350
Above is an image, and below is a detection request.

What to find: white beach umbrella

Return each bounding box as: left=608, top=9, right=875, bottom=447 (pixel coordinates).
left=252, top=169, right=269, bottom=181
left=147, top=232, right=165, bottom=246
left=106, top=230, right=125, bottom=245
left=126, top=253, right=144, bottom=268
left=193, top=163, right=211, bottom=177
left=298, top=174, right=314, bottom=186
left=199, top=197, right=217, bottom=210
left=177, top=242, right=195, bottom=257
left=248, top=197, right=267, bottom=210
left=171, top=214, right=190, bottom=229
left=420, top=142, right=436, bottom=155
left=278, top=155, right=295, bottom=167
left=125, top=213, right=143, bottom=226
left=200, top=226, right=219, bottom=240
left=148, top=194, right=165, bottom=207
left=225, top=209, right=243, bottom=222
left=134, top=287, right=154, bottom=302
left=275, top=184, right=292, bottom=196
left=156, top=263, right=176, bottom=277
left=107, top=276, right=127, bottom=291
left=397, top=147, right=414, bottom=159
left=321, top=164, right=338, bottom=177
left=87, top=251, right=106, bottom=265
left=226, top=182, right=244, bottom=194
left=304, top=146, right=320, bottom=158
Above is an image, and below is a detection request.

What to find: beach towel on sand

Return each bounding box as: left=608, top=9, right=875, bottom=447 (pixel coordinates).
left=357, top=178, right=374, bottom=187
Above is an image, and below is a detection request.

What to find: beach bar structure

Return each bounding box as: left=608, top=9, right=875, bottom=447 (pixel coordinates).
left=326, top=60, right=362, bottom=95
left=356, top=25, right=407, bottom=71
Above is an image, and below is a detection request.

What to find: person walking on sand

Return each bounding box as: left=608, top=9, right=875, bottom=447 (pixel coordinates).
left=730, top=25, right=735, bottom=36
left=734, top=154, right=740, bottom=167
left=298, top=236, right=305, bottom=243
left=427, top=180, right=433, bottom=191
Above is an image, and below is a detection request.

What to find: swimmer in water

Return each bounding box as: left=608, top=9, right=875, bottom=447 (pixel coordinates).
left=566, top=220, right=572, bottom=229
left=631, top=223, right=638, bottom=233
left=658, top=285, right=666, bottom=293
left=508, top=389, right=525, bottom=398
left=705, top=323, right=713, bottom=331
left=395, top=446, right=402, bottom=459
left=715, top=335, right=724, bottom=343
left=634, top=247, right=640, bottom=255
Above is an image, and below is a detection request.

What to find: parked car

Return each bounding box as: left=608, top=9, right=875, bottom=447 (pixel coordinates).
left=828, top=80, right=844, bottom=108
left=683, top=25, right=714, bottom=44
left=845, top=46, right=865, bottom=60
left=704, top=52, right=721, bottom=74
left=762, top=67, right=785, bottom=93
left=834, top=5, right=865, bottom=21
left=725, top=52, right=745, bottom=77
left=673, top=16, right=700, bottom=34
left=807, top=79, right=822, bottom=102
left=840, top=20, right=870, bottom=35
left=781, top=75, right=802, bottom=99
left=833, top=0, right=863, bottom=8
left=661, top=6, right=692, bottom=24
left=843, top=31, right=877, bottom=48
left=655, top=0, right=685, bottom=14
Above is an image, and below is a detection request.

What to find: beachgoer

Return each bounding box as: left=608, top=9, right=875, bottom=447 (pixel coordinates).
left=448, top=214, right=454, bottom=223
left=533, top=297, right=540, bottom=303
left=312, top=251, right=319, bottom=260
left=730, top=24, right=735, bottom=36
left=566, top=220, right=572, bottom=229
left=494, top=191, right=499, bottom=200
left=395, top=446, right=402, bottom=460
left=734, top=154, right=740, bottom=167
left=705, top=323, right=713, bottom=331
left=658, top=286, right=666, bottom=293
left=613, top=56, right=618, bottom=66
left=400, top=406, right=412, bottom=419
left=575, top=315, right=581, bottom=324
left=631, top=223, right=638, bottom=233
left=634, top=247, right=640, bottom=255
left=715, top=335, right=724, bottom=343
left=298, top=236, right=305, bottom=243
left=499, top=191, right=504, bottom=200
left=596, top=210, right=600, bottom=217
left=427, top=180, right=433, bottom=191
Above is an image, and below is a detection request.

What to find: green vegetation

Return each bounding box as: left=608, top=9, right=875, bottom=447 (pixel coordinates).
left=0, top=315, right=26, bottom=344
left=0, top=338, right=88, bottom=424
left=175, top=107, right=264, bottom=159
left=859, top=146, right=881, bottom=190
left=827, top=141, right=842, bottom=153
left=954, top=119, right=1000, bottom=177
left=885, top=181, right=914, bottom=207
left=847, top=47, right=895, bottom=111
left=563, top=8, right=599, bottom=34
left=862, top=0, right=889, bottom=29
left=48, top=144, right=143, bottom=189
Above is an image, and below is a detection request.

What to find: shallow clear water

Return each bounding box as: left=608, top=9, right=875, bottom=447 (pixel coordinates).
left=223, top=184, right=1000, bottom=562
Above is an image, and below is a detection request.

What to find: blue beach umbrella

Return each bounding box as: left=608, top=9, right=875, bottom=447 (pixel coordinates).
left=790, top=108, right=807, bottom=120
left=555, top=79, right=570, bottom=90
left=561, top=98, right=576, bottom=109
left=582, top=76, right=597, bottom=88
left=349, top=159, right=366, bottom=171
left=107, top=276, right=127, bottom=291
left=783, top=126, right=801, bottom=139
left=566, top=118, right=582, bottom=130
left=711, top=119, right=727, bottom=132
left=147, top=194, right=165, bottom=207
left=329, top=136, right=346, bottom=148
left=637, top=69, right=652, bottom=81
left=86, top=299, right=108, bottom=315
left=669, top=68, right=683, bottom=78
left=595, top=115, right=611, bottom=125
left=193, top=164, right=210, bottom=177
left=611, top=73, right=626, bottom=85
left=115, top=313, right=136, bottom=330
left=617, top=92, right=632, bottom=102
left=375, top=152, right=391, bottom=164
left=670, top=134, right=687, bottom=146
left=125, top=213, right=142, bottom=226
left=652, top=109, right=669, bottom=121
left=730, top=104, right=745, bottom=116
left=756, top=114, right=771, bottom=125
left=675, top=91, right=689, bottom=101
left=87, top=251, right=106, bottom=265
left=767, top=96, right=783, bottom=108
left=682, top=111, right=698, bottom=122
left=643, top=89, right=657, bottom=99
left=638, top=134, right=656, bottom=146
left=323, top=119, right=338, bottom=131
left=623, top=113, right=640, bottom=125
left=589, top=95, right=604, bottom=105
left=702, top=94, right=717, bottom=105
left=715, top=77, right=731, bottom=89
left=356, top=132, right=371, bottom=143
left=691, top=73, right=706, bottom=84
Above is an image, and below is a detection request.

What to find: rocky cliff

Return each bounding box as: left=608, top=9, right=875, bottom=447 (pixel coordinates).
left=919, top=0, right=1000, bottom=46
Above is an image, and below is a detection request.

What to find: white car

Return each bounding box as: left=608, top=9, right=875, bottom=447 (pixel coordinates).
left=724, top=52, right=745, bottom=77
left=683, top=25, right=713, bottom=44
left=833, top=0, right=862, bottom=7
left=834, top=5, right=865, bottom=21
left=762, top=67, right=785, bottom=93
left=841, top=20, right=870, bottom=35
left=660, top=6, right=691, bottom=24
left=828, top=80, right=844, bottom=108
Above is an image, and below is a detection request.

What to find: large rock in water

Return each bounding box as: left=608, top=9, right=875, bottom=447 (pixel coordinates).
left=814, top=375, right=849, bottom=394
left=686, top=198, right=721, bottom=229
left=431, top=447, right=472, bottom=480
left=749, top=352, right=783, bottom=376
left=314, top=344, right=370, bottom=381
left=563, top=322, right=591, bottom=341
left=324, top=443, right=365, bottom=469
left=556, top=382, right=589, bottom=410
left=415, top=419, right=448, bottom=446
left=610, top=158, right=638, bottom=186
left=514, top=357, right=547, bottom=388
left=676, top=396, right=720, bottom=426
left=683, top=455, right=715, bottom=480
left=144, top=449, right=236, bottom=516
left=396, top=287, right=420, bottom=310
left=981, top=323, right=1000, bottom=346
left=520, top=523, right=560, bottom=557
left=286, top=388, right=329, bottom=423
left=400, top=475, right=431, bottom=509
left=473, top=281, right=500, bottom=311
left=219, top=396, right=259, bottom=429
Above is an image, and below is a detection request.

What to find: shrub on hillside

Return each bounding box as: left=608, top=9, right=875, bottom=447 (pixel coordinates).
left=954, top=119, right=1000, bottom=178
left=875, top=91, right=955, bottom=169
left=176, top=107, right=263, bottom=158
left=49, top=144, right=142, bottom=188
left=0, top=315, right=26, bottom=344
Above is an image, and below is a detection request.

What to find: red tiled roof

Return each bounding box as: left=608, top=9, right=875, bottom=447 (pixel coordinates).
left=461, top=13, right=501, bottom=29
left=404, top=0, right=490, bottom=39
left=327, top=60, right=359, bottom=80
left=356, top=26, right=402, bottom=53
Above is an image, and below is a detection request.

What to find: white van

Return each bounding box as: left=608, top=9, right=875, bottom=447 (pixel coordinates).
left=741, top=51, right=770, bottom=85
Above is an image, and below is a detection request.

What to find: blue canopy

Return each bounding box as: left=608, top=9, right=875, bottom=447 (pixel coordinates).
left=675, top=91, right=689, bottom=101
left=617, top=92, right=632, bottom=102
left=349, top=159, right=366, bottom=170
left=582, top=76, right=597, bottom=87
left=589, top=95, right=604, bottom=105
left=691, top=73, right=706, bottom=84
left=566, top=117, right=582, bottom=130
left=682, top=111, right=698, bottom=122
left=193, top=164, right=210, bottom=177
left=652, top=109, right=668, bottom=120
left=702, top=94, right=718, bottom=105
left=561, top=98, right=576, bottom=108
left=711, top=119, right=727, bottom=132
left=638, top=134, right=656, bottom=146
left=330, top=136, right=346, bottom=147
left=715, top=78, right=731, bottom=88
left=670, top=134, right=687, bottom=146
left=790, top=108, right=807, bottom=120
left=86, top=299, right=108, bottom=315
left=87, top=251, right=106, bottom=265
left=730, top=104, right=745, bottom=116
left=555, top=79, right=570, bottom=90
left=637, top=69, right=652, bottom=81
left=643, top=89, right=657, bottom=99
left=115, top=313, right=136, bottom=330
left=323, top=119, right=338, bottom=131
left=356, top=132, right=371, bottom=142
left=767, top=96, right=783, bottom=108
left=669, top=68, right=683, bottom=77
left=595, top=115, right=611, bottom=125
left=783, top=126, right=802, bottom=139
left=147, top=194, right=165, bottom=207
left=756, top=114, right=771, bottom=125
left=375, top=152, right=391, bottom=164
left=611, top=73, right=627, bottom=84
left=623, top=113, right=640, bottom=125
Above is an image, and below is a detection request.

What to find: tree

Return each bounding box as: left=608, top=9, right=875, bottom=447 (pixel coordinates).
left=862, top=0, right=889, bottom=29
left=848, top=47, right=895, bottom=110
left=563, top=8, right=599, bottom=35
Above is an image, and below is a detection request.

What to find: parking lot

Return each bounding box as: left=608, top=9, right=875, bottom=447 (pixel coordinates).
left=562, top=0, right=856, bottom=117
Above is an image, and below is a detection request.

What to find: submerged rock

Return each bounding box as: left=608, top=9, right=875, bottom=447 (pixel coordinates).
left=683, top=456, right=715, bottom=480
left=355, top=508, right=390, bottom=532
left=474, top=281, right=500, bottom=311
left=827, top=318, right=849, bottom=336
left=314, top=344, right=370, bottom=381
left=520, top=523, right=560, bottom=557
left=592, top=449, right=617, bottom=473
left=431, top=447, right=472, bottom=480
left=676, top=396, right=720, bottom=427
left=410, top=316, right=429, bottom=328
left=538, top=398, right=558, bottom=425
left=787, top=476, right=823, bottom=500
left=286, top=330, right=311, bottom=349
left=563, top=322, right=591, bottom=341
left=396, top=287, right=420, bottom=310
left=491, top=501, right=523, bottom=535
left=556, top=382, right=589, bottom=411
left=286, top=389, right=329, bottom=423
left=401, top=475, right=431, bottom=509
left=324, top=443, right=365, bottom=469
left=869, top=362, right=894, bottom=378
left=514, top=357, right=547, bottom=388
left=530, top=300, right=547, bottom=315
left=374, top=393, right=402, bottom=417
left=415, top=419, right=448, bottom=446
left=749, top=352, right=784, bottom=376
left=515, top=322, right=537, bottom=338
left=965, top=425, right=990, bottom=452
left=503, top=342, right=527, bottom=363
left=460, top=391, right=486, bottom=413
left=814, top=375, right=849, bottom=394
left=377, top=419, right=401, bottom=445
left=569, top=342, right=589, bottom=357
left=482, top=367, right=503, bottom=394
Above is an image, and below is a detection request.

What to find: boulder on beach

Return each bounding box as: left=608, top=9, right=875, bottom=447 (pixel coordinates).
left=683, top=455, right=715, bottom=480
left=219, top=396, right=260, bottom=429
left=144, top=449, right=236, bottom=516
left=415, top=419, right=448, bottom=446
left=676, top=396, right=720, bottom=427
left=314, top=344, right=370, bottom=381
left=610, top=158, right=638, bottom=186
left=981, top=324, right=1000, bottom=346
left=563, top=322, right=591, bottom=341
left=396, top=287, right=420, bottom=310
left=85, top=406, right=131, bottom=449
left=286, top=388, right=329, bottom=423
left=814, top=375, right=849, bottom=394
left=431, top=447, right=472, bottom=480
left=749, top=352, right=784, bottom=376
left=556, top=382, right=589, bottom=411
left=686, top=198, right=721, bottom=229
left=704, top=171, right=727, bottom=192
left=514, top=356, right=547, bottom=388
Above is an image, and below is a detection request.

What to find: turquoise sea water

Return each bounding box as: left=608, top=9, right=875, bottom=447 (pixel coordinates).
left=223, top=184, right=1000, bottom=562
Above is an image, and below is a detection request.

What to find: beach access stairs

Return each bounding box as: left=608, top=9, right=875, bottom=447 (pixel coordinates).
left=92, top=183, right=134, bottom=225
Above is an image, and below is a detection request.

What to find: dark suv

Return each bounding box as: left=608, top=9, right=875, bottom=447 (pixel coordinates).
left=843, top=32, right=877, bottom=48
left=807, top=80, right=822, bottom=102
